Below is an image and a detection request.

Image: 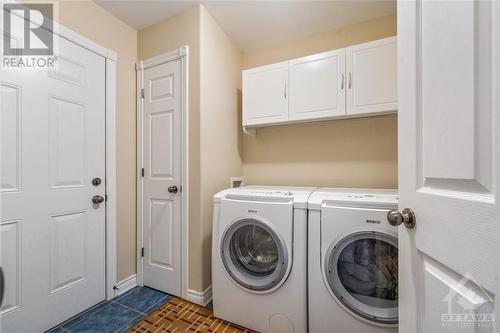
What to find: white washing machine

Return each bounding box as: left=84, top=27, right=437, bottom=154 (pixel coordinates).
left=212, top=186, right=316, bottom=333
left=308, top=188, right=399, bottom=333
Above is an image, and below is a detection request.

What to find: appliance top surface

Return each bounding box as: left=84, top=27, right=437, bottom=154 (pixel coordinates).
left=214, top=185, right=318, bottom=205
left=308, top=187, right=398, bottom=210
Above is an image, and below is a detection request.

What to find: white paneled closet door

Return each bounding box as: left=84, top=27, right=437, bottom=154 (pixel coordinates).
left=398, top=1, right=499, bottom=332
left=140, top=59, right=182, bottom=297
left=1, top=34, right=106, bottom=331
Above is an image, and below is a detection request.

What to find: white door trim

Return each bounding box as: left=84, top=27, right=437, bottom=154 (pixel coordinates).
left=4, top=1, right=118, bottom=301
left=136, top=46, right=189, bottom=299
left=114, top=274, right=138, bottom=297
left=105, top=58, right=118, bottom=300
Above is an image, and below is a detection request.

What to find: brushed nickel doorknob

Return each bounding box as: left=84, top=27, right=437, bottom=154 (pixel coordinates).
left=92, top=195, right=105, bottom=205
left=387, top=208, right=416, bottom=229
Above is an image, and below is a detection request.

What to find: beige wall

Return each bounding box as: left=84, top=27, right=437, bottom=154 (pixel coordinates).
left=242, top=14, right=398, bottom=189
left=137, top=11, right=397, bottom=292
left=137, top=5, right=243, bottom=292
left=55, top=0, right=138, bottom=281
left=199, top=6, right=243, bottom=289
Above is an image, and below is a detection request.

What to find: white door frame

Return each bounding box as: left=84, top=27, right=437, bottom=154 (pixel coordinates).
left=136, top=47, right=189, bottom=299
left=4, top=6, right=118, bottom=300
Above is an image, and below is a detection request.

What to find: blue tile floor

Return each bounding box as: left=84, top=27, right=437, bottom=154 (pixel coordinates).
left=47, top=287, right=173, bottom=333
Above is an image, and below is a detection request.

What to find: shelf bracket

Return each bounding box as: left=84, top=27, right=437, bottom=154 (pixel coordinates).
left=243, top=127, right=257, bottom=137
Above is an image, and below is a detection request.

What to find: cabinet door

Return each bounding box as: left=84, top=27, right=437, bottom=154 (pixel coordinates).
left=289, top=49, right=346, bottom=121
left=243, top=61, right=289, bottom=127
left=346, top=36, right=397, bottom=116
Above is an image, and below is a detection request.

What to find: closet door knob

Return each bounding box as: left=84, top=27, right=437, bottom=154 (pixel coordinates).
left=168, top=185, right=178, bottom=194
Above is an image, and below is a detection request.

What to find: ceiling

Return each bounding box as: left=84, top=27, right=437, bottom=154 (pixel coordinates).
left=95, top=0, right=396, bottom=52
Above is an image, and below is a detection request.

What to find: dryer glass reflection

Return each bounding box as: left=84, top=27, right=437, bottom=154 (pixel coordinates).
left=337, top=238, right=398, bottom=308
left=230, top=224, right=279, bottom=276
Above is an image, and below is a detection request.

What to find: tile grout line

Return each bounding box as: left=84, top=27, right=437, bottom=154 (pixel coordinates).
left=141, top=295, right=171, bottom=315
left=114, top=295, right=171, bottom=332
left=114, top=313, right=145, bottom=333
left=63, top=301, right=140, bottom=332
left=111, top=300, right=145, bottom=316
left=114, top=289, right=170, bottom=315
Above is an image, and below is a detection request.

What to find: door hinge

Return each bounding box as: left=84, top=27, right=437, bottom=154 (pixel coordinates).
left=141, top=88, right=145, bottom=99
left=141, top=247, right=144, bottom=257
left=141, top=168, right=144, bottom=177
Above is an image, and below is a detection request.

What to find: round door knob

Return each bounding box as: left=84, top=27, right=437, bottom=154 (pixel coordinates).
left=168, top=185, right=178, bottom=194
left=92, top=195, right=105, bottom=205
left=387, top=208, right=416, bottom=229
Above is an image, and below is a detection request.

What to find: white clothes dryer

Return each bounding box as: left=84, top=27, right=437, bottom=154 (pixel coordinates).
left=308, top=188, right=399, bottom=333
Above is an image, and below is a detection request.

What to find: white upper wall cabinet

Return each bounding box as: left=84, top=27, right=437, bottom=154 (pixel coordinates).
left=243, top=61, right=289, bottom=126
left=289, top=49, right=346, bottom=121
left=242, top=36, right=397, bottom=128
left=346, top=36, right=397, bottom=116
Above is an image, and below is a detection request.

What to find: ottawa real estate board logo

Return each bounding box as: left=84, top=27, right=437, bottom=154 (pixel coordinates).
left=2, top=2, right=56, bottom=69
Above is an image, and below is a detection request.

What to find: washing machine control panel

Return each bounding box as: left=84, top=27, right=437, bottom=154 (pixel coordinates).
left=323, top=193, right=399, bottom=206
left=248, top=190, right=293, bottom=196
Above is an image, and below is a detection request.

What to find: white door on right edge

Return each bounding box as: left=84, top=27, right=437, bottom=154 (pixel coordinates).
left=140, top=59, right=182, bottom=296
left=398, top=1, right=499, bottom=333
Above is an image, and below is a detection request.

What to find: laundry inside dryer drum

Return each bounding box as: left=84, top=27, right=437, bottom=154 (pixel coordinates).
left=221, top=219, right=288, bottom=291
left=326, top=231, right=398, bottom=324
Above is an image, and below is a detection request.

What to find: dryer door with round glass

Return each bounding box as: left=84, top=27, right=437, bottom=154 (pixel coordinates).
left=325, top=231, right=398, bottom=325
left=221, top=218, right=289, bottom=292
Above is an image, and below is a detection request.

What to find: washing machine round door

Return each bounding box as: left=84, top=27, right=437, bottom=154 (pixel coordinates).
left=221, top=218, right=289, bottom=292
left=325, top=231, right=398, bottom=325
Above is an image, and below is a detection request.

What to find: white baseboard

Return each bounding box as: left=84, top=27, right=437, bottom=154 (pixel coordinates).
left=185, top=285, right=212, bottom=306
left=113, top=274, right=137, bottom=298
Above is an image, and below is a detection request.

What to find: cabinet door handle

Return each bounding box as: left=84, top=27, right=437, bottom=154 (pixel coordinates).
left=348, top=72, right=352, bottom=89
left=284, top=83, right=287, bottom=98
left=341, top=73, right=344, bottom=90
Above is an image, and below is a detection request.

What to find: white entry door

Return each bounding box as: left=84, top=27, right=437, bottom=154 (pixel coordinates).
left=398, top=1, right=499, bottom=332
left=139, top=59, right=182, bottom=296
left=0, top=33, right=106, bottom=331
